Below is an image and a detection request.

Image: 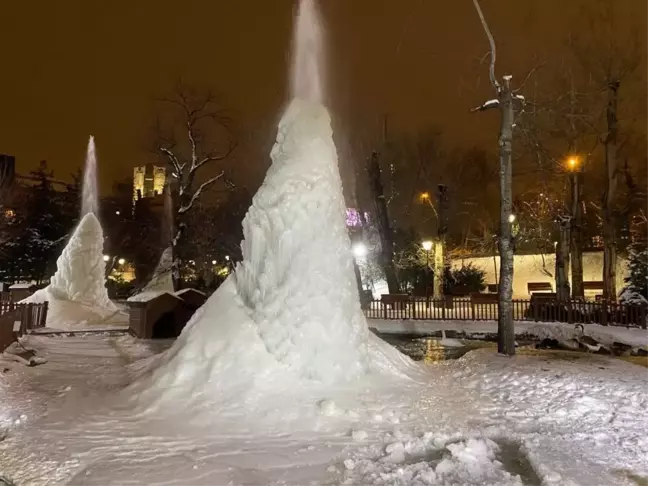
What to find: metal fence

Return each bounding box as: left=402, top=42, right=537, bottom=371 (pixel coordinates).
left=364, top=296, right=647, bottom=328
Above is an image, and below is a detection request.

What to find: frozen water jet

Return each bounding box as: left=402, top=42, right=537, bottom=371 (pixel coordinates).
left=22, top=137, right=124, bottom=329
left=81, top=135, right=98, bottom=217
left=290, top=0, right=325, bottom=103
left=130, top=0, right=418, bottom=414
left=21, top=213, right=120, bottom=328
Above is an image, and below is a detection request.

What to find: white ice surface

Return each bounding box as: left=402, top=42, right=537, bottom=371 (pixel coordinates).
left=21, top=214, right=122, bottom=330
left=0, top=335, right=646, bottom=485
left=128, top=99, right=418, bottom=415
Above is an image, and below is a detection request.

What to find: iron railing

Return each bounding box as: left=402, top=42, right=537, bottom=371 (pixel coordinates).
left=364, top=296, right=647, bottom=328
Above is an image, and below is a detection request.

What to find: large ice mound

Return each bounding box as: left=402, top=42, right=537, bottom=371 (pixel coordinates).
left=131, top=99, right=419, bottom=412
left=22, top=213, right=120, bottom=328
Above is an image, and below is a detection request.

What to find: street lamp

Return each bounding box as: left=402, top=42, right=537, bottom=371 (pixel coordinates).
left=422, top=240, right=433, bottom=308
left=419, top=192, right=438, bottom=218
left=211, top=260, right=217, bottom=265
left=352, top=242, right=367, bottom=259
left=566, top=156, right=580, bottom=172
left=118, top=258, right=125, bottom=265
left=508, top=213, right=516, bottom=223
left=102, top=255, right=110, bottom=262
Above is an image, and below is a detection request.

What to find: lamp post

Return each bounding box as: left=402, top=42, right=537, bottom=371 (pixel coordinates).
left=422, top=240, right=433, bottom=308
left=566, top=155, right=584, bottom=298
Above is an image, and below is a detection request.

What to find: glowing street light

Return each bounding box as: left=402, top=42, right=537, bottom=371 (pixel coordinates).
left=225, top=255, right=230, bottom=261
left=420, top=192, right=430, bottom=201
left=508, top=214, right=516, bottom=223
left=211, top=260, right=217, bottom=265
left=352, top=242, right=367, bottom=258
left=118, top=258, right=126, bottom=265
left=566, top=156, right=581, bottom=172
left=102, top=255, right=110, bottom=262
left=421, top=240, right=433, bottom=251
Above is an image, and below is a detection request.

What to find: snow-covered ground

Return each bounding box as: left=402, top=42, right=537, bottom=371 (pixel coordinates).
left=0, top=333, right=646, bottom=486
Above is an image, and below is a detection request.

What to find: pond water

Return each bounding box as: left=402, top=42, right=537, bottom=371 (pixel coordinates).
left=379, top=333, right=648, bottom=369
left=377, top=333, right=495, bottom=362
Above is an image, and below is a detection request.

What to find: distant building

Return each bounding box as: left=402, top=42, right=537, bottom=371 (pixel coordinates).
left=133, top=163, right=166, bottom=203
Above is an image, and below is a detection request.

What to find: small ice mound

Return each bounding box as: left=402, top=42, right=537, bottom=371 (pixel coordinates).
left=130, top=247, right=175, bottom=300
left=22, top=213, right=118, bottom=329
left=128, top=99, right=424, bottom=420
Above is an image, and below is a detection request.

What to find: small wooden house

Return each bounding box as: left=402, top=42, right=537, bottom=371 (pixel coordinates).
left=128, top=292, right=186, bottom=339
left=9, top=283, right=37, bottom=302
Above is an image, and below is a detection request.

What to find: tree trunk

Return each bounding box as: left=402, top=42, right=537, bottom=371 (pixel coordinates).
left=164, top=181, right=179, bottom=291
left=433, top=240, right=444, bottom=299
left=569, top=171, right=584, bottom=298
left=367, top=151, right=400, bottom=294
left=555, top=219, right=571, bottom=301
left=435, top=184, right=448, bottom=299
left=602, top=81, right=619, bottom=301
left=497, top=76, right=516, bottom=356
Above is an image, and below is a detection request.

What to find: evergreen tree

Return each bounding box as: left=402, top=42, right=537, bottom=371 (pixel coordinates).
left=1, top=162, right=70, bottom=284
left=620, top=239, right=648, bottom=305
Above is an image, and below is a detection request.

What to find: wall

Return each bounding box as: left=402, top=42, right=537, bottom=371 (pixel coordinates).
left=450, top=251, right=628, bottom=299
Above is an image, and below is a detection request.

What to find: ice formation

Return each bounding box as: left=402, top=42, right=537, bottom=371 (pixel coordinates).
left=81, top=135, right=98, bottom=218
left=130, top=0, right=417, bottom=413
left=22, top=213, right=118, bottom=328
left=132, top=98, right=417, bottom=410
left=128, top=246, right=175, bottom=302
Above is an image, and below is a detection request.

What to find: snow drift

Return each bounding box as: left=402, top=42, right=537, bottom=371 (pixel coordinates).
left=22, top=213, right=120, bottom=328
left=130, top=99, right=420, bottom=414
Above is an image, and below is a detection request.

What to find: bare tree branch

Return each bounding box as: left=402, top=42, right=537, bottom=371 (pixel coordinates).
left=178, top=171, right=225, bottom=215
left=471, top=0, right=499, bottom=90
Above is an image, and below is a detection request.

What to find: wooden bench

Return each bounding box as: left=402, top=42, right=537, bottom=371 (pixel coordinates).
left=527, top=282, right=553, bottom=294
left=583, top=281, right=604, bottom=291
left=470, top=293, right=499, bottom=304
left=530, top=292, right=557, bottom=300
left=380, top=294, right=411, bottom=310
left=448, top=286, right=472, bottom=297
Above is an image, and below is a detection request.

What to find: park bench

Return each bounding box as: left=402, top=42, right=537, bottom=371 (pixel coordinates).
left=380, top=294, right=411, bottom=310
left=527, top=282, right=553, bottom=294
left=583, top=281, right=604, bottom=292
left=469, top=292, right=498, bottom=319
left=447, top=286, right=472, bottom=297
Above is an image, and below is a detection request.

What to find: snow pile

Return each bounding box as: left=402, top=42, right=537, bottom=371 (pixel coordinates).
left=130, top=99, right=419, bottom=414
left=22, top=213, right=120, bottom=329
left=344, top=437, right=524, bottom=486
left=128, top=246, right=175, bottom=302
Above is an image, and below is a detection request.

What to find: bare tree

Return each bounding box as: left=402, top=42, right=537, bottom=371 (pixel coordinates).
left=154, top=82, right=236, bottom=286
left=470, top=0, right=526, bottom=356
left=568, top=1, right=642, bottom=300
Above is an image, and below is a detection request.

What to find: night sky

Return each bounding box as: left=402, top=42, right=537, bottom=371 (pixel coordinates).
left=1, top=0, right=645, bottom=194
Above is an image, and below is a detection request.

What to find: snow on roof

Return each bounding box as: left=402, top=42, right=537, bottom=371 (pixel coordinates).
left=126, top=291, right=181, bottom=303
left=9, top=283, right=36, bottom=289
left=174, top=288, right=206, bottom=297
